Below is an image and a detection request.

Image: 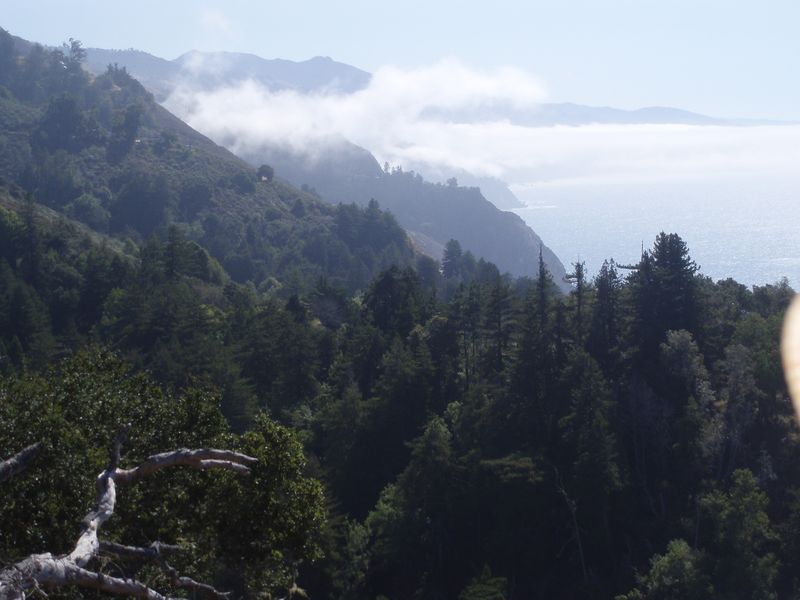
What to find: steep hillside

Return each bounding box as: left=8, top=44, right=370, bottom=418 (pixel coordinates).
left=240, top=140, right=569, bottom=287
left=80, top=44, right=566, bottom=281
left=0, top=28, right=415, bottom=294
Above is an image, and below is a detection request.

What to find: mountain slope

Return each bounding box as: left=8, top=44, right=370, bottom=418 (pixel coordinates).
left=243, top=140, right=568, bottom=286
left=80, top=42, right=785, bottom=287
left=79, top=46, right=567, bottom=285
left=84, top=47, right=370, bottom=100
left=0, top=28, right=416, bottom=294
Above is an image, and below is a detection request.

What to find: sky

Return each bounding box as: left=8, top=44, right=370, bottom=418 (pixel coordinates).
left=3, top=0, right=800, bottom=121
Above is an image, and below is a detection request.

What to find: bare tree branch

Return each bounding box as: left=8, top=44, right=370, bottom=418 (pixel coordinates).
left=100, top=541, right=230, bottom=599
left=114, top=448, right=258, bottom=485
left=2, top=555, right=174, bottom=600
left=158, top=560, right=232, bottom=599
left=99, top=541, right=182, bottom=560
left=0, top=430, right=256, bottom=600
left=0, top=443, right=41, bottom=484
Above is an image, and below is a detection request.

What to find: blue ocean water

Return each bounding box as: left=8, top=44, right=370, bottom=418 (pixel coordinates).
left=513, top=175, right=800, bottom=288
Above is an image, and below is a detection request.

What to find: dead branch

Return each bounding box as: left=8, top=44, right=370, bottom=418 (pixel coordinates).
left=113, top=448, right=258, bottom=486
left=99, top=540, right=182, bottom=560
left=100, top=541, right=230, bottom=599
left=0, top=430, right=256, bottom=600
left=157, top=559, right=232, bottom=599
left=3, top=555, right=173, bottom=600
left=0, top=443, right=41, bottom=484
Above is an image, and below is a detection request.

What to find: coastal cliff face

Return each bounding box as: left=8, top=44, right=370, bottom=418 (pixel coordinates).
left=239, top=139, right=568, bottom=288
left=81, top=47, right=569, bottom=288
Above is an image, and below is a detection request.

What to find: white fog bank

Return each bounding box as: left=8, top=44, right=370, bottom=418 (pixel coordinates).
left=163, top=58, right=800, bottom=287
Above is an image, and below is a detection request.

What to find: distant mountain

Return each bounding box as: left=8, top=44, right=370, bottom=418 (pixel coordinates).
left=511, top=102, right=727, bottom=126
left=424, top=101, right=791, bottom=127
left=395, top=162, right=526, bottom=210
left=82, top=45, right=567, bottom=286
left=532, top=103, right=789, bottom=126
left=84, top=48, right=370, bottom=100
left=240, top=140, right=569, bottom=288
left=422, top=102, right=724, bottom=127
left=83, top=48, right=177, bottom=98
left=84, top=43, right=783, bottom=286
left=82, top=45, right=791, bottom=216
left=86, top=48, right=769, bottom=127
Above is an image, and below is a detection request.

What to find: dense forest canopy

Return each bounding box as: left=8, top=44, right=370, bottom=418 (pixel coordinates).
left=0, top=28, right=797, bottom=600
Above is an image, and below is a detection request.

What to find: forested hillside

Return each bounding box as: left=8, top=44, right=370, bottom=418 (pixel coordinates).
left=0, top=27, right=797, bottom=600
left=75, top=42, right=567, bottom=284
left=238, top=140, right=569, bottom=288
left=0, top=29, right=415, bottom=295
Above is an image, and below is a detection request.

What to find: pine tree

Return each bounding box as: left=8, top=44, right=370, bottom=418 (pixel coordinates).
left=443, top=239, right=464, bottom=280
left=588, top=260, right=621, bottom=372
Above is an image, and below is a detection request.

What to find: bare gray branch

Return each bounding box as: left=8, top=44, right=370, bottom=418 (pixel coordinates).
left=0, top=443, right=41, bottom=484
left=0, top=435, right=256, bottom=600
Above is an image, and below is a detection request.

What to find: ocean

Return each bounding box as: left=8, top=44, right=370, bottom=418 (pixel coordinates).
left=512, top=174, right=800, bottom=289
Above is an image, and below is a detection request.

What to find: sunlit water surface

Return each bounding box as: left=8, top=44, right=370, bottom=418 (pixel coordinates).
left=513, top=174, right=800, bottom=288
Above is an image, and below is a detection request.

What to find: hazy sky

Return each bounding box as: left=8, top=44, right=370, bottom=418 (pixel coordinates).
left=4, top=0, right=800, bottom=120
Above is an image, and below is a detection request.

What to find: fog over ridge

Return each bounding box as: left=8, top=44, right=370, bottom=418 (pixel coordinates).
left=164, top=57, right=546, bottom=174
left=163, top=56, right=800, bottom=196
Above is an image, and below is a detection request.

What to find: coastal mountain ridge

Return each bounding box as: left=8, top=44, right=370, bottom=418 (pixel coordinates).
left=83, top=46, right=370, bottom=99
left=80, top=45, right=570, bottom=285
left=80, top=47, right=787, bottom=126
left=240, top=138, right=568, bottom=287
